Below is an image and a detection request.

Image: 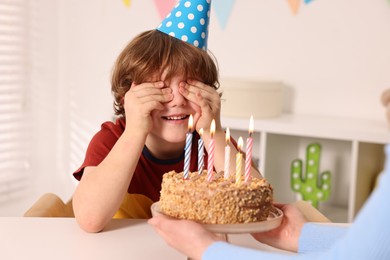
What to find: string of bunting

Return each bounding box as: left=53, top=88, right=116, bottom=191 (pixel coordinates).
left=122, top=0, right=329, bottom=27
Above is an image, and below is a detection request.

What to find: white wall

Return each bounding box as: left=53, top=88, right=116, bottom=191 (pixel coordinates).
left=211, top=0, right=390, bottom=120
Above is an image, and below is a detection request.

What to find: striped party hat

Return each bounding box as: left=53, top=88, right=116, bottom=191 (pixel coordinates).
left=157, top=0, right=211, bottom=50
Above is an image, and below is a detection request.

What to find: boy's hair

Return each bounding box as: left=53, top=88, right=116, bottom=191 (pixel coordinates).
left=111, top=29, right=219, bottom=116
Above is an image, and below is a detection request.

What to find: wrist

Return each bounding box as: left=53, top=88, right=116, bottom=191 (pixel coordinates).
left=197, top=234, right=224, bottom=260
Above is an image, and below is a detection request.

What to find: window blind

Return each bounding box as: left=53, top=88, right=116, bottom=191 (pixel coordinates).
left=0, top=0, right=30, bottom=203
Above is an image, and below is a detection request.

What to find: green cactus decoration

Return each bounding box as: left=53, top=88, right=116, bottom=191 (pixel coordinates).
left=291, top=143, right=331, bottom=208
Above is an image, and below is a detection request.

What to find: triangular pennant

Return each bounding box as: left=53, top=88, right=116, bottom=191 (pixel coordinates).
left=304, top=0, right=314, bottom=4
left=153, top=0, right=177, bottom=20
left=123, top=0, right=131, bottom=8
left=213, top=0, right=236, bottom=30
left=287, top=0, right=300, bottom=15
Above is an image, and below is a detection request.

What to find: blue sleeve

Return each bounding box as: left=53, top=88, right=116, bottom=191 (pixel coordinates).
left=322, top=171, right=390, bottom=259
left=203, top=160, right=390, bottom=260
left=203, top=242, right=306, bottom=260
left=298, top=223, right=347, bottom=253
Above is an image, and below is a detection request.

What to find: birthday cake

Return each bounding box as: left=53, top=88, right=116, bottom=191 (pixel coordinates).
left=159, top=171, right=274, bottom=224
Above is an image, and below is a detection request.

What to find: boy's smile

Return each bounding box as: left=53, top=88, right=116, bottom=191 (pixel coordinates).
left=161, top=114, right=191, bottom=124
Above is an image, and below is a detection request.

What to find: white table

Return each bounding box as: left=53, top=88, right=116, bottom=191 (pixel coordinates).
left=0, top=217, right=291, bottom=259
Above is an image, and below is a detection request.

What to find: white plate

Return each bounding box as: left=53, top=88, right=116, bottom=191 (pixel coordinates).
left=150, top=202, right=283, bottom=234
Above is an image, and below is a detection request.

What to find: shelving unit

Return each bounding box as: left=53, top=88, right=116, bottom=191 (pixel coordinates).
left=222, top=114, right=390, bottom=222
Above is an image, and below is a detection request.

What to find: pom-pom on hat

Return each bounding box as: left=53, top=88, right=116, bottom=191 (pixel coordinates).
left=157, top=0, right=211, bottom=50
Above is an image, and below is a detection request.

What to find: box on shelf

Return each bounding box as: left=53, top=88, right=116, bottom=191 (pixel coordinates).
left=220, top=78, right=284, bottom=118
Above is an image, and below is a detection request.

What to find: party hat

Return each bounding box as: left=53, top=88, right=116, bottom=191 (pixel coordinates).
left=157, top=0, right=211, bottom=50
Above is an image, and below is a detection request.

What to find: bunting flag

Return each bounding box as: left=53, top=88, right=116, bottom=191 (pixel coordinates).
left=123, top=0, right=131, bottom=8
left=287, top=0, right=300, bottom=15
left=153, top=0, right=177, bottom=20
left=213, top=0, right=236, bottom=30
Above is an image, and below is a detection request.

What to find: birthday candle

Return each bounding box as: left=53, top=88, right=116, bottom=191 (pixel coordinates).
left=184, top=115, right=193, bottom=179
left=198, top=128, right=204, bottom=174
left=224, top=128, right=231, bottom=179
left=207, top=119, right=216, bottom=182
left=245, top=116, right=254, bottom=183
left=236, top=137, right=243, bottom=185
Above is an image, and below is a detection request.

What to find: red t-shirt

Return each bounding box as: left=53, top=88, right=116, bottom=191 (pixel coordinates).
left=73, top=117, right=207, bottom=202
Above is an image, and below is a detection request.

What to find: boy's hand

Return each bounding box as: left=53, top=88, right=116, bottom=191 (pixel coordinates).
left=179, top=79, right=222, bottom=134
left=123, top=81, right=173, bottom=135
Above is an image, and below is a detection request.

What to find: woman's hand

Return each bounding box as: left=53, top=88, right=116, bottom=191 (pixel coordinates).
left=148, top=215, right=222, bottom=260
left=123, top=81, right=173, bottom=135
left=251, top=203, right=307, bottom=252
left=179, top=79, right=222, bottom=134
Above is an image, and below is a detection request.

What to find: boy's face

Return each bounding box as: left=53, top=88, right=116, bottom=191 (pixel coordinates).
left=149, top=73, right=200, bottom=145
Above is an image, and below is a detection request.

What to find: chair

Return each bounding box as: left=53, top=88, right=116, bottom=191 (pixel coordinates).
left=23, top=193, right=74, bottom=217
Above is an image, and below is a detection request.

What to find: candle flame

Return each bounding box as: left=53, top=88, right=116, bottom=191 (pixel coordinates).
left=226, top=128, right=230, bottom=144
left=237, top=137, right=243, bottom=152
left=188, top=115, right=194, bottom=132
left=199, top=128, right=203, bottom=137
left=210, top=119, right=216, bottom=138
left=249, top=115, right=254, bottom=135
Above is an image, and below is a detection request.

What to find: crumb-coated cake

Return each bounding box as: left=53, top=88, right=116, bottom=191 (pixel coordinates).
left=159, top=171, right=274, bottom=224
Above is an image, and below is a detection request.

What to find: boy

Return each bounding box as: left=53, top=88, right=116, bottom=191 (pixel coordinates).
left=72, top=0, right=261, bottom=233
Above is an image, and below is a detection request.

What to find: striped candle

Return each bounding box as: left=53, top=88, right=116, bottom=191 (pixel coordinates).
left=245, top=116, right=254, bottom=182
left=198, top=128, right=204, bottom=174
left=236, top=137, right=244, bottom=185
left=184, top=115, right=193, bottom=179
left=224, top=128, right=231, bottom=179
left=207, top=120, right=216, bottom=182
